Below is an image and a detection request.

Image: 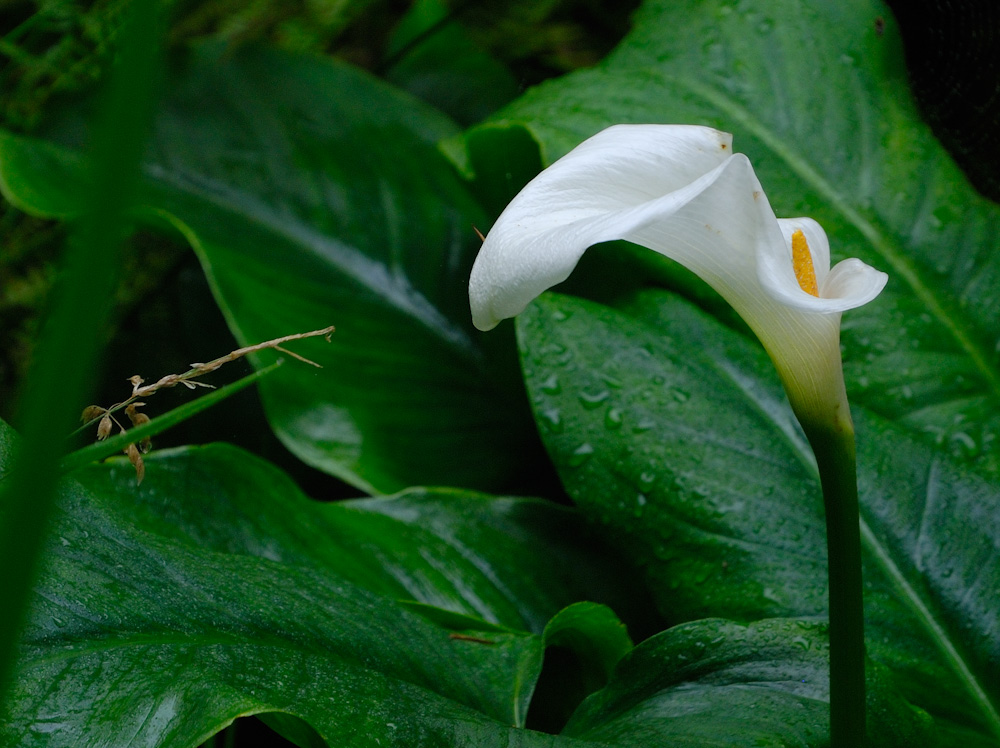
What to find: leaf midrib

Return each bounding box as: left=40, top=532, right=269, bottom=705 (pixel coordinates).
left=140, top=164, right=483, bottom=367
left=858, top=519, right=1000, bottom=737
left=0, top=127, right=484, bottom=370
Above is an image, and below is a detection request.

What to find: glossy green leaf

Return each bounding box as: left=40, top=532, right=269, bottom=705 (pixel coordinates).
left=0, top=420, right=570, bottom=745
left=526, top=602, right=634, bottom=733
left=6, top=514, right=541, bottom=745
left=0, top=43, right=536, bottom=494
left=565, top=618, right=929, bottom=747
left=72, top=443, right=645, bottom=635
left=461, top=0, right=1000, bottom=479
left=517, top=290, right=1000, bottom=746
left=6, top=420, right=921, bottom=747
left=542, top=603, right=632, bottom=687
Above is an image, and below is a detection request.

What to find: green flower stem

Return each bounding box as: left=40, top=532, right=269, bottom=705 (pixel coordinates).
left=802, top=417, right=866, bottom=748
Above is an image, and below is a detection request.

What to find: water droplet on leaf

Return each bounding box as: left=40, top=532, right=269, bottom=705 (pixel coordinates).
left=579, top=389, right=610, bottom=409
left=632, top=418, right=655, bottom=433
left=567, top=442, right=595, bottom=467
left=604, top=408, right=624, bottom=430
left=540, top=374, right=561, bottom=394
left=538, top=408, right=563, bottom=433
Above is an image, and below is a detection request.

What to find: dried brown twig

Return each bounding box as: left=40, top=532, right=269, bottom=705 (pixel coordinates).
left=80, top=325, right=335, bottom=484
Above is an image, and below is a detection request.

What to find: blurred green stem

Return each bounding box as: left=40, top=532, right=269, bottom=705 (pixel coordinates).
left=0, top=0, right=163, bottom=701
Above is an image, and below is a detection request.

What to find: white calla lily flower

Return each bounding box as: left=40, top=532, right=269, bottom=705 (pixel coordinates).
left=468, top=124, right=887, bottom=429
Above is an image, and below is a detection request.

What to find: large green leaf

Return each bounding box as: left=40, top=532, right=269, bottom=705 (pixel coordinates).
left=517, top=290, right=1000, bottom=746
left=0, top=424, right=564, bottom=744
left=72, top=443, right=644, bottom=635
left=565, top=618, right=929, bottom=747
left=0, top=42, right=536, bottom=494
left=5, top=497, right=541, bottom=745
left=460, top=0, right=1000, bottom=479
left=3, top=423, right=920, bottom=746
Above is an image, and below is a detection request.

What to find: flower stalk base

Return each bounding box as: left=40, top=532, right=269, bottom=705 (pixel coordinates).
left=801, top=417, right=867, bottom=748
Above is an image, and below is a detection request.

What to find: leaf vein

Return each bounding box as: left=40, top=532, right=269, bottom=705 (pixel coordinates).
left=859, top=519, right=1000, bottom=739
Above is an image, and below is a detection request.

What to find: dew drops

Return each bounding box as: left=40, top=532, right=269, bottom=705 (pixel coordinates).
left=632, top=418, right=656, bottom=434
left=568, top=442, right=595, bottom=467
left=604, top=408, right=624, bottom=430
left=762, top=587, right=783, bottom=603
left=556, top=350, right=575, bottom=367
left=601, top=374, right=624, bottom=389
left=538, top=408, right=563, bottom=433
left=638, top=471, right=656, bottom=489
left=579, top=389, right=610, bottom=409
left=540, top=374, right=561, bottom=394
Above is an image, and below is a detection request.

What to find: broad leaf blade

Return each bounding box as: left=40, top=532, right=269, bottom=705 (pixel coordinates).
left=0, top=43, right=537, bottom=494
left=517, top=291, right=1000, bottom=746
left=73, top=443, right=647, bottom=635
left=855, top=410, right=1000, bottom=743
left=0, top=422, right=552, bottom=744
left=5, top=486, right=541, bottom=744
left=4, top=419, right=926, bottom=746
left=564, top=618, right=929, bottom=747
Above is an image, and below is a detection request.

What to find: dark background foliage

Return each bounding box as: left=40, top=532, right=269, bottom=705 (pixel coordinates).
left=885, top=0, right=1000, bottom=201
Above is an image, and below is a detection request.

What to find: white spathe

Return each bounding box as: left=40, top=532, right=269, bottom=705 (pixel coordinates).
left=468, top=124, right=888, bottom=427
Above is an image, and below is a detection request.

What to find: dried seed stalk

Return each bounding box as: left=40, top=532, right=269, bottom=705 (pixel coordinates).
left=80, top=325, right=334, bottom=484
